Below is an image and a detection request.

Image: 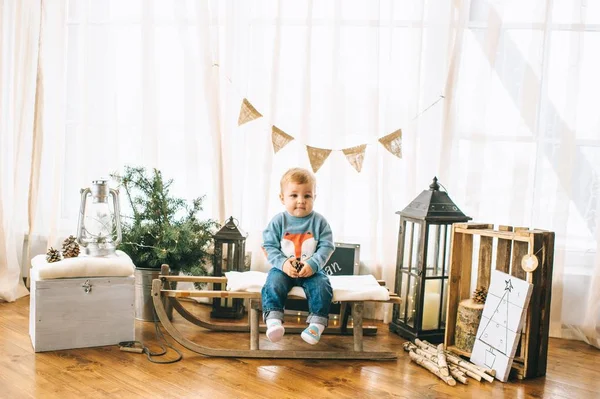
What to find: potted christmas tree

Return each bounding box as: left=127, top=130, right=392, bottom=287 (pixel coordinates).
left=111, top=166, right=218, bottom=321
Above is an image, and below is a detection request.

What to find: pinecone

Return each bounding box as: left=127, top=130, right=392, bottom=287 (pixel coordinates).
left=472, top=286, right=488, bottom=304
left=291, top=257, right=303, bottom=272
left=61, top=235, right=80, bottom=258
left=46, top=247, right=62, bottom=263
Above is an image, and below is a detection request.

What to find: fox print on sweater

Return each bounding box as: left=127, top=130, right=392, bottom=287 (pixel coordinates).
left=262, top=211, right=335, bottom=273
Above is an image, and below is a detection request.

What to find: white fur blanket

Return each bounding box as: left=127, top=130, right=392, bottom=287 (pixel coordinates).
left=31, top=250, right=135, bottom=280
left=225, top=271, right=389, bottom=302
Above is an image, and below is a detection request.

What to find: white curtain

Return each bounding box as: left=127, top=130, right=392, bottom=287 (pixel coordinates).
left=1, top=0, right=598, bottom=348
left=0, top=0, right=40, bottom=302
left=441, top=0, right=600, bottom=346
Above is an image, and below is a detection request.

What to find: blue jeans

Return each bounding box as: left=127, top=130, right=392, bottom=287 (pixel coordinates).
left=261, top=268, right=333, bottom=327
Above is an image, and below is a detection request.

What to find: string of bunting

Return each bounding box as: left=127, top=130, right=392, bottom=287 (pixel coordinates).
left=238, top=95, right=443, bottom=173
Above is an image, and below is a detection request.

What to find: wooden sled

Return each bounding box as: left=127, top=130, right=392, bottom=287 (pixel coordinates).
left=152, top=265, right=403, bottom=360
left=158, top=265, right=379, bottom=336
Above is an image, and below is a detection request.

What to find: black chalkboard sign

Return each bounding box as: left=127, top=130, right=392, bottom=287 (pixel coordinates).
left=285, top=243, right=360, bottom=315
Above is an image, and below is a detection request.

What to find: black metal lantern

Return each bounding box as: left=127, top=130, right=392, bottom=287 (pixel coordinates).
left=389, top=177, right=471, bottom=343
left=211, top=216, right=248, bottom=319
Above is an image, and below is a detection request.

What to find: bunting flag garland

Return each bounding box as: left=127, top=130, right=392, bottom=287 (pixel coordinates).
left=238, top=98, right=263, bottom=126
left=237, top=94, right=441, bottom=172
left=378, top=129, right=402, bottom=158
left=342, top=144, right=367, bottom=173
left=306, top=146, right=332, bottom=173
left=271, top=125, right=295, bottom=153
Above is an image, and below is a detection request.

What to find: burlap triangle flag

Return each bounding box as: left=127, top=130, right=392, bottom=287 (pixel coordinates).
left=237, top=98, right=263, bottom=126
left=378, top=129, right=402, bottom=158
left=342, top=144, right=367, bottom=173
left=306, top=146, right=332, bottom=173
left=271, top=126, right=294, bottom=153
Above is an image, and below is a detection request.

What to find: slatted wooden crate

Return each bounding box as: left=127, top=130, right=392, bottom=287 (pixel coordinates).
left=444, top=223, right=555, bottom=379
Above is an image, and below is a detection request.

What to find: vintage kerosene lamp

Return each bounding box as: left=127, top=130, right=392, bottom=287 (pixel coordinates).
left=76, top=179, right=122, bottom=257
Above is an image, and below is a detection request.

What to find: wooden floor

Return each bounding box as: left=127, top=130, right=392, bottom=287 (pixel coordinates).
left=1, top=297, right=599, bottom=399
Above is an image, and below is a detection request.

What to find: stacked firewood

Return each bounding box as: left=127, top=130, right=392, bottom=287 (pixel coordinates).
left=403, top=339, right=496, bottom=386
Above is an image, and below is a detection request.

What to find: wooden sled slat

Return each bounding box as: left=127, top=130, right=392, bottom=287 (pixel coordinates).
left=169, top=297, right=379, bottom=336
left=161, top=275, right=228, bottom=283
left=163, top=288, right=402, bottom=304
left=152, top=280, right=397, bottom=360
left=162, top=289, right=261, bottom=298
left=160, top=275, right=386, bottom=286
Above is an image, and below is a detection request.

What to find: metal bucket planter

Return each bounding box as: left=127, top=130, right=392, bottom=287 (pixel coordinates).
left=134, top=268, right=173, bottom=321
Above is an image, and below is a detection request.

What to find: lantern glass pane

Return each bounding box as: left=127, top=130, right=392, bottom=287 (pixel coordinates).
left=399, top=271, right=408, bottom=320
left=213, top=242, right=223, bottom=275
left=438, top=224, right=448, bottom=274
left=244, top=251, right=252, bottom=271
left=411, top=222, right=420, bottom=271
left=218, top=242, right=227, bottom=272
left=425, top=224, right=444, bottom=276
left=441, top=279, right=449, bottom=325
left=402, top=221, right=413, bottom=270
left=226, top=243, right=235, bottom=271
left=82, top=198, right=116, bottom=243
left=422, top=279, right=442, bottom=330
left=406, top=275, right=417, bottom=327
left=443, top=225, right=452, bottom=275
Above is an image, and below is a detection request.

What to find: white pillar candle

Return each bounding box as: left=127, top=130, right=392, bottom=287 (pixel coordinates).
left=422, top=279, right=442, bottom=330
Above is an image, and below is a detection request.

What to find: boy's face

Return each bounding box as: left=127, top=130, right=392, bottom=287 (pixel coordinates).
left=280, top=182, right=315, bottom=217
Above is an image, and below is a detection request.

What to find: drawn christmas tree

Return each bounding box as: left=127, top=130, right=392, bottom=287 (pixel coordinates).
left=479, top=279, right=514, bottom=367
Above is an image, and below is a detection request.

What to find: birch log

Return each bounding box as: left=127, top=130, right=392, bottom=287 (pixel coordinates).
left=404, top=344, right=443, bottom=365
left=403, top=343, right=468, bottom=384
left=440, top=350, right=494, bottom=382
left=419, top=339, right=494, bottom=376
left=465, top=361, right=496, bottom=377
left=449, top=364, right=482, bottom=382
left=415, top=339, right=495, bottom=383
left=437, top=344, right=450, bottom=376
left=448, top=366, right=469, bottom=384
left=404, top=342, right=481, bottom=384
left=408, top=351, right=456, bottom=386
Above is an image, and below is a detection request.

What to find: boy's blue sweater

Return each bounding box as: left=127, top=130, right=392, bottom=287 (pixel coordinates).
left=262, top=211, right=335, bottom=273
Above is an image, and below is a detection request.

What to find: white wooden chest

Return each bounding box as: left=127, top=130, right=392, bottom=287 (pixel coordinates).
left=29, top=275, right=135, bottom=352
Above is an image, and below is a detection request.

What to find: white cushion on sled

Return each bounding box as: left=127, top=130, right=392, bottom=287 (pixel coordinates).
left=225, top=271, right=390, bottom=302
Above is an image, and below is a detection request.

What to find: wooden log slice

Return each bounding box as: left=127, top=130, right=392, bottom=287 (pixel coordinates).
left=454, top=298, right=484, bottom=354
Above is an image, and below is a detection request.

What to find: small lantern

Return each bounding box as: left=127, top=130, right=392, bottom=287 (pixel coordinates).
left=389, top=177, right=471, bottom=343
left=76, top=179, right=122, bottom=257
left=211, top=216, right=248, bottom=319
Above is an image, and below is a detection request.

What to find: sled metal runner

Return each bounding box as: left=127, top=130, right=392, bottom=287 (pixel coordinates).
left=152, top=265, right=402, bottom=360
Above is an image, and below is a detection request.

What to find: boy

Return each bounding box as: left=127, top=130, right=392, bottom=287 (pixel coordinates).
left=261, top=167, right=335, bottom=345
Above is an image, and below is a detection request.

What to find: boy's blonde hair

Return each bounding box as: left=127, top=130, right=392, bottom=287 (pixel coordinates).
left=280, top=168, right=316, bottom=193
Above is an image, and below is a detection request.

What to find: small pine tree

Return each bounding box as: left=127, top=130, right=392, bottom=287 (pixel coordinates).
left=111, top=166, right=219, bottom=286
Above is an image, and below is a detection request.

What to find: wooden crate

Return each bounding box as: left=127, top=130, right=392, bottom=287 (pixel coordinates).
left=29, top=276, right=135, bottom=352
left=444, top=223, right=554, bottom=379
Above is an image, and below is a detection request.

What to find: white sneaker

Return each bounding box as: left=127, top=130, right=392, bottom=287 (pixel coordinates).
left=266, top=323, right=285, bottom=343
left=301, top=325, right=321, bottom=345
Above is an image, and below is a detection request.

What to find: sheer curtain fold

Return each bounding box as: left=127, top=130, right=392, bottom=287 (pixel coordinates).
left=575, top=212, right=600, bottom=348
left=0, top=0, right=42, bottom=302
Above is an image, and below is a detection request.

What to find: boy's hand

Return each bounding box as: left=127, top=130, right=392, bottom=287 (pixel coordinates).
left=283, top=258, right=299, bottom=278
left=298, top=263, right=314, bottom=278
